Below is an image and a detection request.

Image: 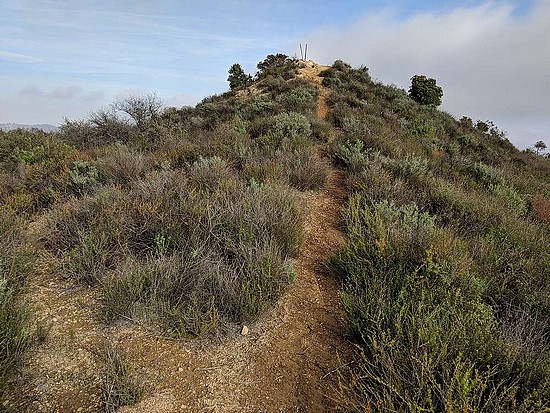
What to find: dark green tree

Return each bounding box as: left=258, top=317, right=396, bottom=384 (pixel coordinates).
left=476, top=120, right=490, bottom=133
left=227, top=63, right=251, bottom=90
left=256, top=53, right=296, bottom=80
left=534, top=140, right=547, bottom=155
left=408, top=75, right=443, bottom=107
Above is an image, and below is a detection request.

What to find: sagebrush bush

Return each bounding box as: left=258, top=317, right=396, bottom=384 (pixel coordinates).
left=275, top=83, right=318, bottom=114
left=490, top=183, right=527, bottom=216
left=332, top=139, right=369, bottom=172
left=47, top=165, right=304, bottom=335
left=272, top=112, right=311, bottom=138
left=101, top=342, right=143, bottom=412
left=0, top=208, right=34, bottom=395
left=98, top=144, right=150, bottom=185
left=332, top=195, right=549, bottom=412
left=471, top=161, right=504, bottom=187
left=70, top=159, right=98, bottom=190
left=188, top=156, right=237, bottom=192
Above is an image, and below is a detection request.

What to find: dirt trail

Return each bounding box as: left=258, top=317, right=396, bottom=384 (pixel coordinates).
left=3, top=62, right=352, bottom=413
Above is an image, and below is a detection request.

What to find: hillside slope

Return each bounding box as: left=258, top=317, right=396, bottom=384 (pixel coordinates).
left=1, top=56, right=549, bottom=412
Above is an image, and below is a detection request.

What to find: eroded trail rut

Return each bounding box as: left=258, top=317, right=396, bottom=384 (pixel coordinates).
left=4, top=63, right=353, bottom=413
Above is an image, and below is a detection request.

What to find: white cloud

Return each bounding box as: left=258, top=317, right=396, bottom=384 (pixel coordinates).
left=19, top=85, right=42, bottom=96
left=82, top=90, right=105, bottom=101
left=19, top=84, right=84, bottom=99
left=48, top=85, right=83, bottom=99
left=165, top=93, right=199, bottom=108
left=305, top=1, right=550, bottom=149
left=0, top=50, right=42, bottom=63
left=4, top=84, right=109, bottom=124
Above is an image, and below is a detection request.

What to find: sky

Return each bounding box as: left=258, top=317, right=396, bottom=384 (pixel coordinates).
left=0, top=0, right=548, bottom=149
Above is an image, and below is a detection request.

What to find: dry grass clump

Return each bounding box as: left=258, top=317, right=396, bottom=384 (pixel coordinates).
left=0, top=208, right=35, bottom=395
left=100, top=342, right=143, bottom=412
left=98, top=144, right=151, bottom=185
left=531, top=196, right=550, bottom=223
left=46, top=165, right=304, bottom=335
left=288, top=151, right=330, bottom=191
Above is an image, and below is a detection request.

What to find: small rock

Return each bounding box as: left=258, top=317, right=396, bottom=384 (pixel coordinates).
left=178, top=367, right=184, bottom=372
left=241, top=325, right=249, bottom=336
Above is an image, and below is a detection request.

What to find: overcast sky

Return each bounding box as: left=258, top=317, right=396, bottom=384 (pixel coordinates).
left=0, top=0, right=548, bottom=149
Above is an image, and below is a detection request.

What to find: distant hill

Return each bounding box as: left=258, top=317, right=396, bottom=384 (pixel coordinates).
left=0, top=123, right=59, bottom=133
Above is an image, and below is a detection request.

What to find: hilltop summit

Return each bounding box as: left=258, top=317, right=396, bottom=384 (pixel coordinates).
left=1, top=55, right=549, bottom=412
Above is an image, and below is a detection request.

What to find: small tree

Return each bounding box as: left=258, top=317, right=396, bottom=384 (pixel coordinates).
left=112, top=94, right=163, bottom=131
left=257, top=53, right=289, bottom=73
left=408, top=75, right=443, bottom=107
left=256, top=53, right=297, bottom=80
left=534, top=140, right=547, bottom=155
left=459, top=116, right=473, bottom=128
left=476, top=120, right=490, bottom=133
left=227, top=63, right=251, bottom=91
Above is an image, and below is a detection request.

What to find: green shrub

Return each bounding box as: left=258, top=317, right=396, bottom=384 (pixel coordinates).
left=0, top=209, right=34, bottom=395
left=99, top=144, right=149, bottom=185
left=260, top=76, right=287, bottom=92
left=333, top=195, right=549, bottom=412
left=457, top=134, right=479, bottom=148
left=101, top=342, right=143, bottom=412
left=406, top=117, right=437, bottom=138
left=408, top=74, right=443, bottom=107
left=275, top=84, right=318, bottom=114
left=256, top=54, right=297, bottom=80
left=272, top=112, right=311, bottom=138
left=340, top=116, right=369, bottom=139
left=243, top=94, right=274, bottom=117
left=490, top=183, right=527, bottom=216
left=332, top=60, right=352, bottom=72
left=188, top=156, right=236, bottom=193
left=393, top=153, right=430, bottom=178
left=332, top=139, right=368, bottom=172
left=70, top=160, right=98, bottom=189
left=471, top=162, right=504, bottom=186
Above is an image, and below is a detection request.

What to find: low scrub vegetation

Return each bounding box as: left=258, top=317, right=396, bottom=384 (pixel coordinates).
left=46, top=169, right=303, bottom=335
left=100, top=342, right=143, bottom=412
left=13, top=59, right=329, bottom=339
left=0, top=208, right=34, bottom=395
left=323, top=60, right=550, bottom=411
left=0, top=55, right=330, bottom=395
left=2, top=53, right=549, bottom=411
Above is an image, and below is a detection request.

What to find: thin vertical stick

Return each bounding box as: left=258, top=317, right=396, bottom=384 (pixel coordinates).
left=305, top=44, right=308, bottom=61
left=300, top=44, right=303, bottom=60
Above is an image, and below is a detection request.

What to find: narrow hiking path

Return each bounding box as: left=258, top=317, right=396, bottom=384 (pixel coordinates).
left=3, top=62, right=353, bottom=413
left=119, top=61, right=353, bottom=413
